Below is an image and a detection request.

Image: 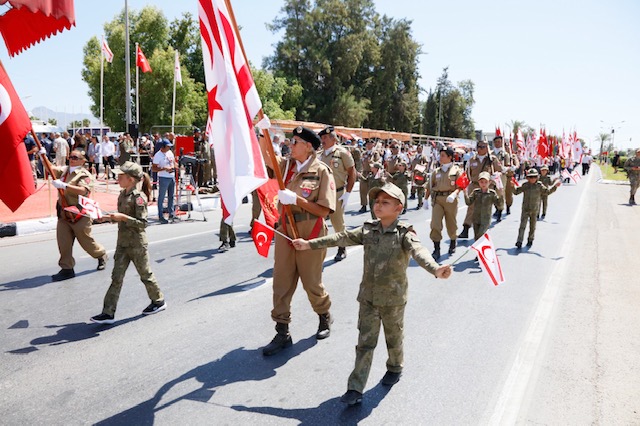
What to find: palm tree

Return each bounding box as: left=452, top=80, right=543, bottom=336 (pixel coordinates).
left=595, top=132, right=611, bottom=162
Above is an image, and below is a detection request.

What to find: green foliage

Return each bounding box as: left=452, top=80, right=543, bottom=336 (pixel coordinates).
left=252, top=67, right=302, bottom=120
left=422, top=67, right=475, bottom=138
left=81, top=6, right=207, bottom=133
left=47, top=118, right=57, bottom=125
left=266, top=0, right=424, bottom=131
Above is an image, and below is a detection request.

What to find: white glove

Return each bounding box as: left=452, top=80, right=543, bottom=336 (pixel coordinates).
left=446, top=191, right=457, bottom=203
left=38, top=147, right=47, bottom=156
left=277, top=189, right=297, bottom=205
left=52, top=179, right=68, bottom=190
left=256, top=115, right=271, bottom=130
left=338, top=191, right=350, bottom=207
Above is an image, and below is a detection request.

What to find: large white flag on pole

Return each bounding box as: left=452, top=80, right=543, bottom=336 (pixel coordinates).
left=198, top=0, right=268, bottom=224
left=101, top=37, right=113, bottom=63
left=471, top=233, right=505, bottom=286
left=174, top=50, right=183, bottom=86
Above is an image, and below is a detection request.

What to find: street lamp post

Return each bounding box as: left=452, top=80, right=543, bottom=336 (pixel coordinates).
left=600, top=120, right=625, bottom=163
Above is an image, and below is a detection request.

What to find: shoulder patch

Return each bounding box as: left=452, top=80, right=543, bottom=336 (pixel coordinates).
left=136, top=196, right=145, bottom=206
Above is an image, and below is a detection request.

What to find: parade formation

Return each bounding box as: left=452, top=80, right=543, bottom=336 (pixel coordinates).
left=0, top=0, right=638, bottom=424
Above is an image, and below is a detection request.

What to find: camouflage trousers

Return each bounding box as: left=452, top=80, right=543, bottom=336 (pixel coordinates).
left=472, top=221, right=491, bottom=241
left=347, top=300, right=405, bottom=393
left=415, top=186, right=426, bottom=208
left=541, top=195, right=549, bottom=215
left=517, top=209, right=539, bottom=244
left=630, top=177, right=639, bottom=197
left=102, top=245, right=164, bottom=316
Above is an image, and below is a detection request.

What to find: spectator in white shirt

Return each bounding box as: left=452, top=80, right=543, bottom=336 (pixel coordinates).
left=100, top=135, right=117, bottom=179
left=152, top=140, right=176, bottom=224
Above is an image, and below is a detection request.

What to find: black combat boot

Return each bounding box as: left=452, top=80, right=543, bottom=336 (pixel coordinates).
left=432, top=242, right=441, bottom=260
left=263, top=323, right=292, bottom=356
left=515, top=241, right=522, bottom=250
left=506, top=206, right=511, bottom=215
left=630, top=196, right=636, bottom=205
left=448, top=240, right=456, bottom=255
left=495, top=210, right=503, bottom=222
left=358, top=205, right=367, bottom=213
left=526, top=240, right=533, bottom=247
left=458, top=225, right=470, bottom=239
left=52, top=269, right=75, bottom=282
left=334, top=247, right=346, bottom=262
left=316, top=313, right=333, bottom=339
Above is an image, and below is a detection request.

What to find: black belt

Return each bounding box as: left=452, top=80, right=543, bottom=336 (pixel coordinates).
left=292, top=212, right=319, bottom=222
left=433, top=190, right=453, bottom=196
left=336, top=186, right=345, bottom=192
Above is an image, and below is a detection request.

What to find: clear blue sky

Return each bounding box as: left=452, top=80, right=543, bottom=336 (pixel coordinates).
left=1, top=0, right=638, bottom=152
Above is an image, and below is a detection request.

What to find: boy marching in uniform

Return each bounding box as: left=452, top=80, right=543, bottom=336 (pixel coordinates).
left=292, top=183, right=452, bottom=406
left=464, top=171, right=499, bottom=241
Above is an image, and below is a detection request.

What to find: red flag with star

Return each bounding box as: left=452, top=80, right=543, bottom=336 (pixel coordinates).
left=251, top=219, right=274, bottom=257
left=136, top=45, right=152, bottom=73
left=199, top=0, right=267, bottom=225
left=0, top=62, right=35, bottom=211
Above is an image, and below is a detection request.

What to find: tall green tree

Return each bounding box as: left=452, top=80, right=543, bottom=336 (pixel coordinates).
left=422, top=67, right=475, bottom=139
left=81, top=6, right=207, bottom=133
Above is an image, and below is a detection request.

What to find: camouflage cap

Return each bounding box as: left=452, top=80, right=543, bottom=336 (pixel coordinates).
left=526, top=168, right=539, bottom=177
left=478, top=171, right=491, bottom=181
left=540, top=165, right=549, bottom=171
left=369, top=183, right=405, bottom=205
left=370, top=162, right=382, bottom=170
left=114, top=161, right=143, bottom=179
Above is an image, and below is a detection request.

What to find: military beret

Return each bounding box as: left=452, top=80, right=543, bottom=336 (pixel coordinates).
left=369, top=183, right=405, bottom=206
left=526, top=168, right=539, bottom=177
left=292, top=126, right=321, bottom=150
left=440, top=147, right=454, bottom=158
left=478, top=171, right=491, bottom=181
left=114, top=161, right=143, bottom=179
left=318, top=126, right=335, bottom=137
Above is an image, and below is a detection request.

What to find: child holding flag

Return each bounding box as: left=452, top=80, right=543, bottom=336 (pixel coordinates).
left=464, top=171, right=499, bottom=241
left=90, top=161, right=166, bottom=324
left=292, top=183, right=452, bottom=406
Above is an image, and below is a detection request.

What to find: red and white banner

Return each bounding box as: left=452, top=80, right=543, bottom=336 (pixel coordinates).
left=174, top=51, right=182, bottom=85
left=251, top=219, right=275, bottom=257
left=0, top=63, right=35, bottom=212
left=136, top=45, right=152, bottom=73
left=199, top=0, right=268, bottom=224
left=78, top=195, right=103, bottom=220
left=471, top=233, right=505, bottom=286
left=102, top=36, right=113, bottom=63
left=570, top=170, right=581, bottom=183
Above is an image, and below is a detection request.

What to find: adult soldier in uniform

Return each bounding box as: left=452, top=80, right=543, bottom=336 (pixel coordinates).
left=49, top=149, right=108, bottom=281
left=428, top=147, right=462, bottom=260
left=491, top=135, right=511, bottom=220
left=458, top=141, right=501, bottom=238
left=358, top=140, right=381, bottom=213
left=409, top=144, right=429, bottom=200
left=384, top=142, right=402, bottom=175
left=258, top=126, right=337, bottom=356
left=319, top=126, right=356, bottom=261
left=624, top=149, right=640, bottom=205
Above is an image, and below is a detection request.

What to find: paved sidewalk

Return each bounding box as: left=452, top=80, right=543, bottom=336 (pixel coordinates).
left=0, top=176, right=220, bottom=237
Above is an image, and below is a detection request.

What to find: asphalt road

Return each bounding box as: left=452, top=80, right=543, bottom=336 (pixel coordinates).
left=1, top=166, right=638, bottom=425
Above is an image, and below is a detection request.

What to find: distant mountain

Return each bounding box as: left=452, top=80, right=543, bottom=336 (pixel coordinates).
left=30, top=106, right=98, bottom=129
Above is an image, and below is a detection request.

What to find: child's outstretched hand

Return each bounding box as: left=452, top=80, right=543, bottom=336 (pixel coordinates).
left=435, top=264, right=452, bottom=279
left=292, top=239, right=311, bottom=251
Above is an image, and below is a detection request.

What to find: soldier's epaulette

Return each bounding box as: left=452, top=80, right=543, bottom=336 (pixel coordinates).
left=396, top=221, right=413, bottom=231
left=363, top=219, right=379, bottom=227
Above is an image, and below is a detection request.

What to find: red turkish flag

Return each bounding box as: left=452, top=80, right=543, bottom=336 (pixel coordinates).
left=251, top=219, right=274, bottom=258
left=0, top=62, right=35, bottom=211
left=136, top=45, right=152, bottom=73
left=255, top=178, right=280, bottom=228
left=455, top=171, right=470, bottom=190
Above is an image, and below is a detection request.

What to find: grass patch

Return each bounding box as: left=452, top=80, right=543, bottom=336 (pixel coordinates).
left=599, top=163, right=629, bottom=181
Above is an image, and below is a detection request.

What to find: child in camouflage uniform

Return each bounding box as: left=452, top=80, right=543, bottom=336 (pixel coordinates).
left=91, top=161, right=166, bottom=324
left=292, top=183, right=452, bottom=406
left=463, top=171, right=499, bottom=240
left=388, top=162, right=410, bottom=214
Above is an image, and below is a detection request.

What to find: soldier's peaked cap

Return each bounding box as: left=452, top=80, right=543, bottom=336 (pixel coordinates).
left=292, top=126, right=321, bottom=149
left=369, top=183, right=405, bottom=206
left=478, top=171, right=491, bottom=181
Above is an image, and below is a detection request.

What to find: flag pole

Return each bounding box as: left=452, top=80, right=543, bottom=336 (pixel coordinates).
left=135, top=42, right=140, bottom=126
left=223, top=0, right=299, bottom=238
left=100, top=35, right=105, bottom=140
left=254, top=219, right=293, bottom=242
left=171, top=50, right=176, bottom=134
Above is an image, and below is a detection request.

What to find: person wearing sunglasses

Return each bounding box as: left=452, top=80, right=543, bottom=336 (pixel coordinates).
left=50, top=149, right=108, bottom=281
left=257, top=127, right=337, bottom=356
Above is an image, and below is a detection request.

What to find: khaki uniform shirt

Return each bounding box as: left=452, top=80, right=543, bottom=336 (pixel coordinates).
left=55, top=167, right=94, bottom=208
left=309, top=219, right=439, bottom=306
left=430, top=164, right=462, bottom=193
left=466, top=154, right=501, bottom=183
left=318, top=145, right=354, bottom=191
left=350, top=146, right=363, bottom=172
left=116, top=188, right=149, bottom=247
left=361, top=150, right=381, bottom=177
left=385, top=155, right=402, bottom=174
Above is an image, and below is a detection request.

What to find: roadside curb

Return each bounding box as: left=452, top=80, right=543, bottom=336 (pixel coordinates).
left=2, top=196, right=221, bottom=238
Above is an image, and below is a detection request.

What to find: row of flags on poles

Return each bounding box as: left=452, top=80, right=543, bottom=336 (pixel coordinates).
left=495, top=126, right=586, bottom=165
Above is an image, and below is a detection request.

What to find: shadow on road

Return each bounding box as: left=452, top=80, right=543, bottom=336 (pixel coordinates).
left=94, top=337, right=317, bottom=425
left=0, top=269, right=98, bottom=292
left=6, top=317, right=143, bottom=355
left=231, top=383, right=390, bottom=425
left=188, top=268, right=273, bottom=302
